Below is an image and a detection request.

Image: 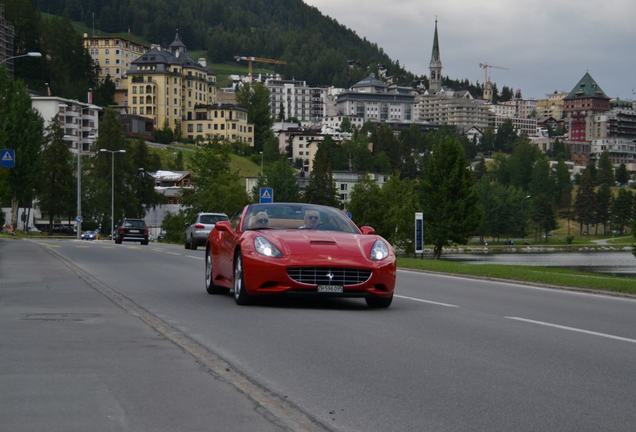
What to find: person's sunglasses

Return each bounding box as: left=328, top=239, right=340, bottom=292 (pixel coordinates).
left=257, top=218, right=268, bottom=223
left=307, top=216, right=319, bottom=220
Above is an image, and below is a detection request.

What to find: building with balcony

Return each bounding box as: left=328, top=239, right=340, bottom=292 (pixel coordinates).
left=336, top=74, right=416, bottom=123
left=0, top=3, right=14, bottom=75
left=83, top=34, right=149, bottom=88
left=124, top=31, right=216, bottom=134
left=536, top=91, right=567, bottom=120
left=265, top=78, right=326, bottom=125
left=30, top=96, right=101, bottom=154
left=182, top=104, right=254, bottom=145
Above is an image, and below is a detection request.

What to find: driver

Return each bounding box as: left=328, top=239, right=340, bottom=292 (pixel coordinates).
left=300, top=209, right=320, bottom=229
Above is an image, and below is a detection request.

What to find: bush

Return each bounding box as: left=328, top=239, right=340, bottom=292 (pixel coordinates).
left=565, top=235, right=574, bottom=244
left=161, top=211, right=186, bottom=243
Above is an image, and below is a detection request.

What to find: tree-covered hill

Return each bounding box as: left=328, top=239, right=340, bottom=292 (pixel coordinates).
left=32, top=0, right=418, bottom=87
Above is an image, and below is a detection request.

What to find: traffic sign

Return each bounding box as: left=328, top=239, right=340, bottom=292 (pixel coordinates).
left=0, top=149, right=15, bottom=168
left=75, top=215, right=82, bottom=223
left=414, top=212, right=424, bottom=254
left=345, top=211, right=352, bottom=219
left=259, top=187, right=274, bottom=203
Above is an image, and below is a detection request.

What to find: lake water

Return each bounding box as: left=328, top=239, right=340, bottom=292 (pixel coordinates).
left=443, top=252, right=636, bottom=276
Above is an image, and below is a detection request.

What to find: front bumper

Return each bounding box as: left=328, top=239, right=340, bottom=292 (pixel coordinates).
left=241, top=252, right=396, bottom=298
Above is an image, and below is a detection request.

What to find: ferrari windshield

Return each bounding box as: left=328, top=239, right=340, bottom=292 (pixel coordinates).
left=244, top=203, right=360, bottom=233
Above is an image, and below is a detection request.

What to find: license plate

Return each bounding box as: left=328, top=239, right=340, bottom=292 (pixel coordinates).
left=129, top=229, right=140, bottom=233
left=317, top=285, right=343, bottom=293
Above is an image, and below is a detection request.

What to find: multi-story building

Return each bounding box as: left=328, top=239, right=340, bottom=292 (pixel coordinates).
left=336, top=75, right=416, bottom=123
left=288, top=131, right=325, bottom=174
left=124, top=32, right=216, bottom=133
left=83, top=34, right=149, bottom=88
left=536, top=91, right=567, bottom=120
left=563, top=72, right=610, bottom=164
left=501, top=98, right=537, bottom=119
left=589, top=100, right=636, bottom=166
left=322, top=115, right=364, bottom=132
left=182, top=103, right=254, bottom=145
left=266, top=78, right=326, bottom=125
left=0, top=2, right=14, bottom=74
left=417, top=89, right=491, bottom=132
left=31, top=96, right=101, bottom=154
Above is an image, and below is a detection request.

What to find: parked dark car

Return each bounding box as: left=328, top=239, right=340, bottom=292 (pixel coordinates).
left=115, top=218, right=149, bottom=245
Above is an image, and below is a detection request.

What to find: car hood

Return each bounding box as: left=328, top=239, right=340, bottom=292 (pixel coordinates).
left=257, top=230, right=383, bottom=259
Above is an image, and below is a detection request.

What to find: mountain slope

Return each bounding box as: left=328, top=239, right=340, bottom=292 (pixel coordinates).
left=33, top=0, right=417, bottom=87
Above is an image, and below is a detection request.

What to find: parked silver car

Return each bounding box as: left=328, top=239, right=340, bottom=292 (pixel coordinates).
left=185, top=212, right=228, bottom=250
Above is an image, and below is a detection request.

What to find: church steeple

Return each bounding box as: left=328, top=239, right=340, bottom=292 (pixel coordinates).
left=429, top=19, right=442, bottom=93
left=169, top=29, right=187, bottom=58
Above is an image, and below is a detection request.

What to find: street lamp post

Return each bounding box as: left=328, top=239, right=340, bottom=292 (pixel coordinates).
left=259, top=151, right=264, bottom=177
left=0, top=51, right=42, bottom=65
left=99, top=149, right=126, bottom=241
left=74, top=131, right=96, bottom=240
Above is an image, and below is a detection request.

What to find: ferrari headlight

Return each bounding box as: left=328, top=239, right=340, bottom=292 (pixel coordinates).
left=370, top=240, right=389, bottom=261
left=254, top=236, right=282, bottom=257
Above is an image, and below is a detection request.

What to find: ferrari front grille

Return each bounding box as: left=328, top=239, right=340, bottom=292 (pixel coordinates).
left=287, top=267, right=372, bottom=286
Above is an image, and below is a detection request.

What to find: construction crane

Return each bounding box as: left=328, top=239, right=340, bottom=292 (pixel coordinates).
left=479, top=63, right=508, bottom=85
left=234, top=56, right=287, bottom=81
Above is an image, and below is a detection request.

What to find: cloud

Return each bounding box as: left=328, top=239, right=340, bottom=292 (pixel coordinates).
left=303, top=0, right=636, bottom=98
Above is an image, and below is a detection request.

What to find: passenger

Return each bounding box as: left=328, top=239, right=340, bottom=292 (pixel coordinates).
left=300, top=209, right=320, bottom=229
left=250, top=211, right=269, bottom=229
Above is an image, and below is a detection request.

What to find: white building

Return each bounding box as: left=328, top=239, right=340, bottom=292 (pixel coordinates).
left=417, top=89, right=491, bottom=132
left=332, top=171, right=388, bottom=204
left=31, top=96, right=101, bottom=154
left=322, top=115, right=364, bottom=132
left=336, top=74, right=416, bottom=123
left=265, top=78, right=326, bottom=125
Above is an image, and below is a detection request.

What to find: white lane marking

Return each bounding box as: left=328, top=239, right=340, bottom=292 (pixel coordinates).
left=165, top=252, right=181, bottom=256
left=185, top=255, right=204, bottom=260
left=395, top=295, right=459, bottom=308
left=505, top=316, right=636, bottom=345
left=397, top=269, right=636, bottom=303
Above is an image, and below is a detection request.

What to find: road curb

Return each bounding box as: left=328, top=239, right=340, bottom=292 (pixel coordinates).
left=397, top=266, right=636, bottom=300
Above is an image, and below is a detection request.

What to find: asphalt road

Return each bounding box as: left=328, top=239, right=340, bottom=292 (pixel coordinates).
left=5, top=239, right=636, bottom=432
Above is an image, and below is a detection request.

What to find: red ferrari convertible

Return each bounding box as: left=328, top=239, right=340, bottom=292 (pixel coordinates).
left=205, top=203, right=396, bottom=308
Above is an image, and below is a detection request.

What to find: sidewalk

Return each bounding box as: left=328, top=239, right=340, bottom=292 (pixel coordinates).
left=0, top=239, right=282, bottom=432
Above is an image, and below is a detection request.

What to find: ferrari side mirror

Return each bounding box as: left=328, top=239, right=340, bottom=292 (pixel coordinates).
left=214, top=220, right=232, bottom=233
left=360, top=226, right=376, bottom=235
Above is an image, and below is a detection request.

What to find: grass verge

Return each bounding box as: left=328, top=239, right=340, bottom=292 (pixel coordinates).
left=398, top=257, right=636, bottom=295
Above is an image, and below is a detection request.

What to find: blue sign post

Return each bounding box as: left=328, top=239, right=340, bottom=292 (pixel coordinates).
left=414, top=212, right=424, bottom=256
left=259, top=187, right=274, bottom=203
left=0, top=149, right=15, bottom=169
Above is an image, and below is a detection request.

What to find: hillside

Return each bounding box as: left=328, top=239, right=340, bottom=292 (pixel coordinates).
left=33, top=0, right=418, bottom=88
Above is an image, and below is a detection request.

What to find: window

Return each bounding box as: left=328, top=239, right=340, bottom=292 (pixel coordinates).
left=220, top=124, right=225, bottom=130
left=340, top=184, right=348, bottom=191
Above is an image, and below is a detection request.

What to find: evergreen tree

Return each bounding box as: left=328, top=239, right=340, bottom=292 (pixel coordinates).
left=340, top=117, right=353, bottom=133
left=597, top=151, right=614, bottom=187
left=611, top=189, right=633, bottom=235
left=129, top=138, right=162, bottom=215
left=615, top=163, right=629, bottom=186
left=529, top=159, right=557, bottom=240
left=0, top=68, right=44, bottom=228
left=555, top=159, right=572, bottom=209
left=494, top=120, right=516, bottom=153
left=585, top=159, right=598, bottom=186
left=277, top=101, right=285, bottom=122
left=507, top=140, right=540, bottom=191
left=480, top=127, right=496, bottom=154
left=595, top=184, right=612, bottom=235
left=420, top=131, right=480, bottom=258
left=303, top=144, right=339, bottom=206
left=38, top=118, right=75, bottom=233
left=574, top=169, right=596, bottom=234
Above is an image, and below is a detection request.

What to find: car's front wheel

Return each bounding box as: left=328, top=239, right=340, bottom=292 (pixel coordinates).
left=366, top=295, right=392, bottom=309
left=233, top=254, right=251, bottom=305
left=205, top=248, right=225, bottom=294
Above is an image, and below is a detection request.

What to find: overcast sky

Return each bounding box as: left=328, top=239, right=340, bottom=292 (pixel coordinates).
left=303, top=0, right=636, bottom=99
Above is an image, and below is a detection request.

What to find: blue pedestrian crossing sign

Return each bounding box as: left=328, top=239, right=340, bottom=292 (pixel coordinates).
left=0, top=149, right=15, bottom=169
left=259, top=187, right=274, bottom=203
